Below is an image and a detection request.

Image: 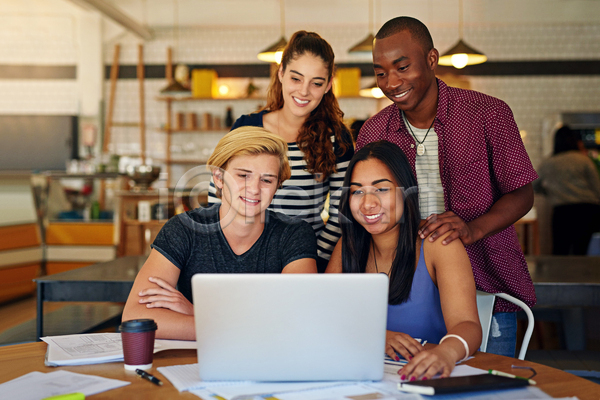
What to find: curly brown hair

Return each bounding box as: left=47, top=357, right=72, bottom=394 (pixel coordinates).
left=262, top=30, right=351, bottom=181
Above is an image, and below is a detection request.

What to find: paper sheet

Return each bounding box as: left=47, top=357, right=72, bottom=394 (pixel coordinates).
left=42, top=332, right=196, bottom=366
left=157, top=363, right=251, bottom=392
left=209, top=381, right=357, bottom=400
left=158, top=364, right=379, bottom=399
left=0, top=370, right=129, bottom=400
left=255, top=383, right=397, bottom=400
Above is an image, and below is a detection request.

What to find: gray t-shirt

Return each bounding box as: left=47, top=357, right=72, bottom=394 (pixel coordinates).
left=151, top=204, right=317, bottom=302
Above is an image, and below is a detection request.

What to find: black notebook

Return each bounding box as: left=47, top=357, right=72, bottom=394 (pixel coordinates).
left=398, top=374, right=530, bottom=395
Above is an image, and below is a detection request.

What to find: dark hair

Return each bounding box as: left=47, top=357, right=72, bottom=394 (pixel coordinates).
left=375, top=16, right=434, bottom=54
left=553, top=125, right=581, bottom=155
left=349, top=119, right=365, bottom=143
left=339, top=140, right=420, bottom=305
left=263, top=30, right=351, bottom=181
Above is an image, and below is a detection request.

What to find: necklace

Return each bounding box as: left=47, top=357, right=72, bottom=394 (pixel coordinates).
left=372, top=241, right=390, bottom=276
left=372, top=241, right=379, bottom=273
left=402, top=111, right=435, bottom=156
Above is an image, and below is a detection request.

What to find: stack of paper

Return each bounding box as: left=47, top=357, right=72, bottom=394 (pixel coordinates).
left=0, top=370, right=129, bottom=400
left=41, top=333, right=196, bottom=366
left=158, top=363, right=387, bottom=399
left=157, top=362, right=520, bottom=400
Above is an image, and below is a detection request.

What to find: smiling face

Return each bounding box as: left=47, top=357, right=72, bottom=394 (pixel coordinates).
left=214, top=154, right=280, bottom=221
left=372, top=30, right=438, bottom=117
left=278, top=52, right=332, bottom=120
left=349, top=158, right=404, bottom=237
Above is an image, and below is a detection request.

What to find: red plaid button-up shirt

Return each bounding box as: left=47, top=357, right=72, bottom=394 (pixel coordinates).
left=357, top=79, right=538, bottom=313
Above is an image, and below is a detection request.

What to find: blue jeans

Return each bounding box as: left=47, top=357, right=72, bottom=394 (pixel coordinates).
left=485, top=312, right=517, bottom=358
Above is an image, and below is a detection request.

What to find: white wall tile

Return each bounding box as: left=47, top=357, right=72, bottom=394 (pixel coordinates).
left=0, top=15, right=77, bottom=65
left=469, top=76, right=600, bottom=167
left=0, top=80, right=78, bottom=114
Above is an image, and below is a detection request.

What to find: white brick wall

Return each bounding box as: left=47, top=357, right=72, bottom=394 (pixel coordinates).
left=0, top=80, right=78, bottom=115
left=0, top=3, right=598, bottom=181
left=0, top=15, right=77, bottom=65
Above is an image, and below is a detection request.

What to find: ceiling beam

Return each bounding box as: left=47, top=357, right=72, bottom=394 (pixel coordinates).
left=67, top=0, right=152, bottom=40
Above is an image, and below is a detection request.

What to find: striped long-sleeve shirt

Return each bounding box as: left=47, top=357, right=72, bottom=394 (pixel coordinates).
left=208, top=110, right=354, bottom=271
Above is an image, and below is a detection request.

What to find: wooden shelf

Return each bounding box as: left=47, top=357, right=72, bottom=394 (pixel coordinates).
left=110, top=122, right=141, bottom=127
left=156, top=128, right=228, bottom=133
left=156, top=96, right=266, bottom=102
left=43, top=171, right=122, bottom=179
left=122, top=219, right=167, bottom=227
left=155, top=159, right=208, bottom=165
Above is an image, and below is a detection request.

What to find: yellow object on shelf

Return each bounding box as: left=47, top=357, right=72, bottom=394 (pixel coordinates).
left=333, top=68, right=361, bottom=97
left=192, top=69, right=218, bottom=98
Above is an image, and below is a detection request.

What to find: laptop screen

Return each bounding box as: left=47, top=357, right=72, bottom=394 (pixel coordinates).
left=192, top=273, right=389, bottom=381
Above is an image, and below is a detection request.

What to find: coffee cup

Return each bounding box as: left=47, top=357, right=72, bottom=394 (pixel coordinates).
left=119, top=319, right=158, bottom=371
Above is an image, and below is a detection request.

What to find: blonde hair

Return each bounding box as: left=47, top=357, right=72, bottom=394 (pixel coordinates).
left=207, top=126, right=291, bottom=197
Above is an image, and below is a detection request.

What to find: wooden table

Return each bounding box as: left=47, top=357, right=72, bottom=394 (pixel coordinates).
left=0, top=342, right=598, bottom=399
left=526, top=255, right=600, bottom=350
left=526, top=255, right=600, bottom=307
left=34, top=256, right=146, bottom=339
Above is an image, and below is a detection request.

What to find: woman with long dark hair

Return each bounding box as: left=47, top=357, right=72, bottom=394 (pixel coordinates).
left=327, top=141, right=481, bottom=380
left=209, top=31, right=354, bottom=272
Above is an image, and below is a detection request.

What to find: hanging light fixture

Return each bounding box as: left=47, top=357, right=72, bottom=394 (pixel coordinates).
left=359, top=81, right=384, bottom=99
left=160, top=0, right=190, bottom=95
left=160, top=48, right=191, bottom=95
left=257, top=0, right=287, bottom=64
left=438, top=0, right=487, bottom=69
left=348, top=0, right=375, bottom=54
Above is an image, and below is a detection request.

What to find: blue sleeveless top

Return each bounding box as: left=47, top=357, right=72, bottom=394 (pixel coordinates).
left=386, top=241, right=447, bottom=344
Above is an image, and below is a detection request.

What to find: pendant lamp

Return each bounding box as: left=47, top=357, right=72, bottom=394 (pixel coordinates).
left=257, top=0, right=287, bottom=64
left=359, top=81, right=384, bottom=99
left=160, top=48, right=191, bottom=95
left=348, top=0, right=375, bottom=54
left=438, top=0, right=487, bottom=69
left=160, top=0, right=190, bottom=95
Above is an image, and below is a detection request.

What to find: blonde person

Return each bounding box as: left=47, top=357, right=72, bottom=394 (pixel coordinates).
left=123, top=127, right=318, bottom=340
left=209, top=31, right=354, bottom=272
left=326, top=141, right=481, bottom=380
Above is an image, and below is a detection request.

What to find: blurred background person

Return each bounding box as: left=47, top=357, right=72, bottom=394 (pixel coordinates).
left=534, top=125, right=600, bottom=255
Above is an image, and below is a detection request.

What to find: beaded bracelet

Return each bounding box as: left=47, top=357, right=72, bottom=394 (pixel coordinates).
left=439, top=334, right=470, bottom=362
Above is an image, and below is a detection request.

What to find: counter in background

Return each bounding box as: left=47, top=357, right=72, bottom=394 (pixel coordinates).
left=40, top=172, right=123, bottom=274
left=0, top=172, right=43, bottom=304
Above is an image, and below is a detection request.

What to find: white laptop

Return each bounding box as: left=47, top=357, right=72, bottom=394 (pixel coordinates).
left=191, top=273, right=388, bottom=381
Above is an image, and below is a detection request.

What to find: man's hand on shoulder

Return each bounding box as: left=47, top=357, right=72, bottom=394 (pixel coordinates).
left=418, top=211, right=480, bottom=246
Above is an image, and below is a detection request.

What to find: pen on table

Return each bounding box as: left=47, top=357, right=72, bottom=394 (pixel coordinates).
left=135, top=368, right=163, bottom=386
left=488, top=369, right=537, bottom=385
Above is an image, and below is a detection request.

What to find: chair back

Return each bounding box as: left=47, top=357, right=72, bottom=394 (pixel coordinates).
left=475, top=291, right=534, bottom=360
left=475, top=291, right=496, bottom=353
left=587, top=232, right=600, bottom=255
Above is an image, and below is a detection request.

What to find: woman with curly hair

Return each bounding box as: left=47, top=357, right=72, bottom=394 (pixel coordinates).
left=209, top=30, right=354, bottom=272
